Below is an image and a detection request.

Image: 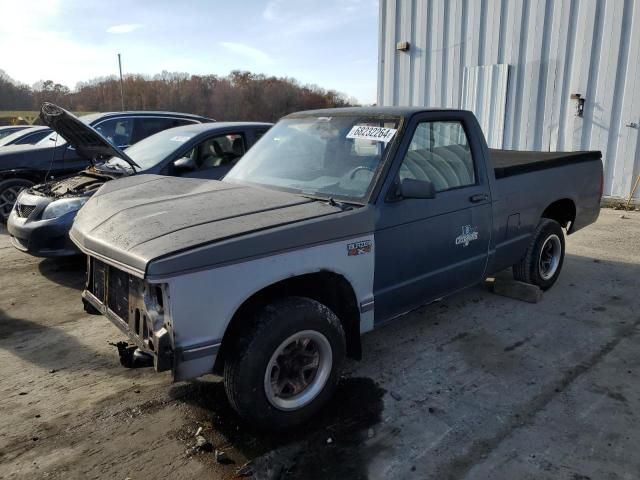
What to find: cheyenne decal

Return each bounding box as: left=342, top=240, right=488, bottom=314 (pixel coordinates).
left=455, top=225, right=479, bottom=247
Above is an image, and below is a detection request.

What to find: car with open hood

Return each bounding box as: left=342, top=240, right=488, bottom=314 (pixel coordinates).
left=7, top=103, right=271, bottom=256
left=0, top=105, right=214, bottom=221
left=70, top=106, right=602, bottom=429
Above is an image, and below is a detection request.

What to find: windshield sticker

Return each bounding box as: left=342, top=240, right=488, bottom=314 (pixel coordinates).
left=346, top=125, right=397, bottom=143
left=170, top=135, right=191, bottom=142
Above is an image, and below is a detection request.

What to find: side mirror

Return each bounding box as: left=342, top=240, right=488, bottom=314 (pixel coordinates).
left=398, top=178, right=436, bottom=199
left=173, top=156, right=196, bottom=172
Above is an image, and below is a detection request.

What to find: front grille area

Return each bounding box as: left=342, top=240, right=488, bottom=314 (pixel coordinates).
left=15, top=203, right=36, bottom=218
left=88, top=258, right=143, bottom=323
left=107, top=266, right=130, bottom=320
left=88, top=258, right=150, bottom=343
left=86, top=257, right=172, bottom=371
left=92, top=260, right=107, bottom=301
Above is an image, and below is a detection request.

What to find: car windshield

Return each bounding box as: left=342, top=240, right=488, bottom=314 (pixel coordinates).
left=104, top=127, right=198, bottom=171
left=225, top=115, right=400, bottom=202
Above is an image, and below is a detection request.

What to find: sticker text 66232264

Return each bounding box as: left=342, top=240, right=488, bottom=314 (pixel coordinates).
left=346, top=125, right=397, bottom=143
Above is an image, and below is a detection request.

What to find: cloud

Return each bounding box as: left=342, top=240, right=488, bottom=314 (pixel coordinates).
left=106, top=23, right=142, bottom=34
left=220, top=42, right=273, bottom=65
left=262, top=0, right=283, bottom=21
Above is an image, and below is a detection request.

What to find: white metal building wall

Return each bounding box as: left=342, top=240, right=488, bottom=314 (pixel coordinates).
left=378, top=0, right=640, bottom=200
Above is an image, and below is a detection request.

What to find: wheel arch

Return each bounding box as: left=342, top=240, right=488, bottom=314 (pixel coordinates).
left=541, top=198, right=576, bottom=232
left=213, top=270, right=362, bottom=375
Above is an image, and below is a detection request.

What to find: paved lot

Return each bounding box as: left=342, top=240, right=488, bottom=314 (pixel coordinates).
left=1, top=208, right=639, bottom=480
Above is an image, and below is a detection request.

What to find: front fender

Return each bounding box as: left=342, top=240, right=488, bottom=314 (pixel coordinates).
left=155, top=234, right=375, bottom=380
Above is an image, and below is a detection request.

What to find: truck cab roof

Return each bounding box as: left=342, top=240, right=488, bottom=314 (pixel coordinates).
left=288, top=106, right=468, bottom=119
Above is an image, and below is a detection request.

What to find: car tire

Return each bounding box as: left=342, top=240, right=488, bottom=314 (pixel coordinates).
left=0, top=178, right=34, bottom=223
left=513, top=218, right=565, bottom=290
left=223, top=296, right=346, bottom=430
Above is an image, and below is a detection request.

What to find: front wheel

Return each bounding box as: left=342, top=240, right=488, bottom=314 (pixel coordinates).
left=223, top=296, right=346, bottom=430
left=513, top=218, right=565, bottom=290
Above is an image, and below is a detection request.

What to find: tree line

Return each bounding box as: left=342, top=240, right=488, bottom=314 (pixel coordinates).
left=0, top=70, right=354, bottom=122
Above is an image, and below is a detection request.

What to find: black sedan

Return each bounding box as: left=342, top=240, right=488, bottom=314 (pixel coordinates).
left=7, top=104, right=271, bottom=257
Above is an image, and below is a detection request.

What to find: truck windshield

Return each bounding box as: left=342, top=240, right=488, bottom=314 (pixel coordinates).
left=225, top=114, right=400, bottom=202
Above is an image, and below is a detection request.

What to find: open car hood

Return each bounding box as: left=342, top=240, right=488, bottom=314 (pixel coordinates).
left=39, top=102, right=139, bottom=168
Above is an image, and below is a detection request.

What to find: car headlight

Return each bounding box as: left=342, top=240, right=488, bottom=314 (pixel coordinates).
left=41, top=197, right=89, bottom=220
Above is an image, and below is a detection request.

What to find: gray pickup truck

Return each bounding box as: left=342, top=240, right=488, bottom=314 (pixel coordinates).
left=71, top=107, right=602, bottom=428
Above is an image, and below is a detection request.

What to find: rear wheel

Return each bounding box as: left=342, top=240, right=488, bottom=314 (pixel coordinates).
left=223, top=296, right=346, bottom=429
left=513, top=218, right=565, bottom=290
left=0, top=178, right=34, bottom=222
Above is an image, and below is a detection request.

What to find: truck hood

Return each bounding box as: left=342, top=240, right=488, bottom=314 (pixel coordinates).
left=39, top=102, right=138, bottom=168
left=70, top=175, right=345, bottom=275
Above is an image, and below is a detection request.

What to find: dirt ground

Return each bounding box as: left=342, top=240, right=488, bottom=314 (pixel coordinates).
left=1, top=208, right=639, bottom=480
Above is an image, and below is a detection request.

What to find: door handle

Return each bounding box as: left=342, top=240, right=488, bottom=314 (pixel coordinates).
left=469, top=193, right=489, bottom=203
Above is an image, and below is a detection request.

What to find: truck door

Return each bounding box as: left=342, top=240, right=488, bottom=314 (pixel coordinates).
left=373, top=115, right=492, bottom=323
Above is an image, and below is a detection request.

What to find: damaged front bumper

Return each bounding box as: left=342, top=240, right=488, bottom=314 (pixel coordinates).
left=83, top=257, right=174, bottom=372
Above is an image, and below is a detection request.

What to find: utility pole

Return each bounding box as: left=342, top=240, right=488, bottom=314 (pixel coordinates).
left=118, top=53, right=125, bottom=111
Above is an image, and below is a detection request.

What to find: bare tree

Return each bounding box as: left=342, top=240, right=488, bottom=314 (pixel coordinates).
left=0, top=70, right=354, bottom=120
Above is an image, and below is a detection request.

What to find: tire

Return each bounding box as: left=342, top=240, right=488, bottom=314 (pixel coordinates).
left=513, top=218, right=565, bottom=290
left=223, top=296, right=346, bottom=430
left=0, top=178, right=34, bottom=223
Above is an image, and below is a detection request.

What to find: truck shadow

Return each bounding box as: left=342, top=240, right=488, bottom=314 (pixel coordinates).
left=37, top=255, right=86, bottom=291
left=170, top=375, right=387, bottom=478
left=0, top=308, right=149, bottom=379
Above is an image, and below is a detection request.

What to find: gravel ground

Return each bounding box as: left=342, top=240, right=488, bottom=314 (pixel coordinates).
left=0, top=208, right=639, bottom=480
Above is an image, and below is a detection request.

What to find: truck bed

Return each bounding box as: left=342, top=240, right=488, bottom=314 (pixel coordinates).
left=490, top=149, right=602, bottom=179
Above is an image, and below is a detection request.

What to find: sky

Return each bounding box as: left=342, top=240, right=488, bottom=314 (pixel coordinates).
left=0, top=0, right=379, bottom=104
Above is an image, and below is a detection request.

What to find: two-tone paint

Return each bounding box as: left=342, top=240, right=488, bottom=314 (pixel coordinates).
left=71, top=107, right=603, bottom=382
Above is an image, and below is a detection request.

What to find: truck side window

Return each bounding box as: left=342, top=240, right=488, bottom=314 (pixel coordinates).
left=399, top=121, right=475, bottom=192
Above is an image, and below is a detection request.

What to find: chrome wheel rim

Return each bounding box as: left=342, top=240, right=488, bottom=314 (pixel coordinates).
left=0, top=186, right=24, bottom=220
left=264, top=330, right=332, bottom=411
left=539, top=234, right=562, bottom=280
